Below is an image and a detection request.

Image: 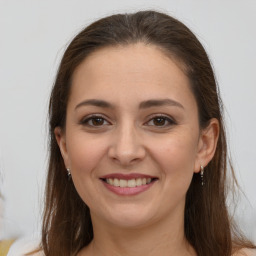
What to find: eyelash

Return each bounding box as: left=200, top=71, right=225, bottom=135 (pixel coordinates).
left=146, top=115, right=176, bottom=127
left=80, top=114, right=176, bottom=128
left=80, top=114, right=110, bottom=127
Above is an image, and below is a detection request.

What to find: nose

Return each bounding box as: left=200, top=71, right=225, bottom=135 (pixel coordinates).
left=108, top=123, right=146, bottom=166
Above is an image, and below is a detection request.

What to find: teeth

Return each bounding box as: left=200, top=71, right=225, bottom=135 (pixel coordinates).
left=114, top=178, right=119, bottom=187
left=136, top=178, right=142, bottom=186
left=106, top=178, right=153, bottom=187
left=120, top=179, right=127, bottom=187
left=128, top=179, right=136, bottom=187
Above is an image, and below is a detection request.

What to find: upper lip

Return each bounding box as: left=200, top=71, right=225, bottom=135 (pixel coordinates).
left=100, top=173, right=158, bottom=180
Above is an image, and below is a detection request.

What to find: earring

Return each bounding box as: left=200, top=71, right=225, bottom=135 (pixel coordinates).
left=200, top=165, right=204, bottom=186
left=67, top=168, right=71, bottom=179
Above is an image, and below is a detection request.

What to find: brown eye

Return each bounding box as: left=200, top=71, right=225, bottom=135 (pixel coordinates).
left=91, top=117, right=104, bottom=126
left=153, top=117, right=166, bottom=126
left=146, top=115, right=176, bottom=127
left=80, top=115, right=110, bottom=127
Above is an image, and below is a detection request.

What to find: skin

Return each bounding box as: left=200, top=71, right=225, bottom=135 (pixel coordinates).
left=55, top=43, right=219, bottom=256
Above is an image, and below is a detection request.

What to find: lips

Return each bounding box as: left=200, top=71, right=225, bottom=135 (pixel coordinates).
left=100, top=173, right=158, bottom=196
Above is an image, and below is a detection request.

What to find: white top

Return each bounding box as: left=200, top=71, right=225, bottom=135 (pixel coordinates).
left=7, top=236, right=43, bottom=256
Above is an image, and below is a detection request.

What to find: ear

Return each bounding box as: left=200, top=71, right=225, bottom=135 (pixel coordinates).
left=54, top=127, right=70, bottom=169
left=194, top=118, right=219, bottom=173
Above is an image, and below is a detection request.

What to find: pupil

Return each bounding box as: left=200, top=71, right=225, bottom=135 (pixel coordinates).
left=154, top=118, right=165, bottom=126
left=92, top=118, right=104, bottom=126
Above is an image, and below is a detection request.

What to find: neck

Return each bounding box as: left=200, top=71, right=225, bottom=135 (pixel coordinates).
left=79, top=207, right=196, bottom=256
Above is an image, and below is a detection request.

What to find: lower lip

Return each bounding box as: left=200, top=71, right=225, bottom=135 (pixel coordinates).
left=102, top=180, right=156, bottom=196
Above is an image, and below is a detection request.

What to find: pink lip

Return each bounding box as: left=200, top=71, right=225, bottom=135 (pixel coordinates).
left=100, top=173, right=158, bottom=196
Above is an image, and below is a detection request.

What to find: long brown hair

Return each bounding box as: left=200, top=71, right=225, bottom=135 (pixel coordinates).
left=42, top=10, right=255, bottom=256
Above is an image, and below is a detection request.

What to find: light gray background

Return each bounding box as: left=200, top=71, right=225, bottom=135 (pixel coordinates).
left=0, top=0, right=255, bottom=242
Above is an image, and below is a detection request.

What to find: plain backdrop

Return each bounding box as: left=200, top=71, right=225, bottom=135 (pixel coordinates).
left=0, top=0, right=255, bottom=242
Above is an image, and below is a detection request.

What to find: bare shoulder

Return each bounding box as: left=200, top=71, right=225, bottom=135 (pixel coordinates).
left=234, top=248, right=256, bottom=256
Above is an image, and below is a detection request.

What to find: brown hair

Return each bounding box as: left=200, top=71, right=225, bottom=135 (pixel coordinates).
left=41, top=10, right=255, bottom=256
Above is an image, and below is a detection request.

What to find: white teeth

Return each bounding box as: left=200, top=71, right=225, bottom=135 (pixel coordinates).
left=105, top=177, right=153, bottom=187
left=109, top=178, right=114, bottom=185
left=120, top=179, right=127, bottom=187
left=113, top=178, right=119, bottom=187
left=128, top=179, right=136, bottom=188
left=136, top=178, right=142, bottom=186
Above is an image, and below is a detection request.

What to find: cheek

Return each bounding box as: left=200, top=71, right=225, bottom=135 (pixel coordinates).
left=154, top=132, right=197, bottom=166
left=65, top=133, right=109, bottom=206
left=149, top=131, right=198, bottom=187
left=66, top=132, right=107, bottom=176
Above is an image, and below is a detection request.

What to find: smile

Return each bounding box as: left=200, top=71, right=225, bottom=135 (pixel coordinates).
left=100, top=174, right=158, bottom=196
left=105, top=178, right=153, bottom=188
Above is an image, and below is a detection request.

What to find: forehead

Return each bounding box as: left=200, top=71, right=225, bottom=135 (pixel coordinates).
left=70, top=43, right=196, bottom=109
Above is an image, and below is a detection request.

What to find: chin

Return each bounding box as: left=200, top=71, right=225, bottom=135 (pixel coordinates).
left=100, top=204, right=157, bottom=229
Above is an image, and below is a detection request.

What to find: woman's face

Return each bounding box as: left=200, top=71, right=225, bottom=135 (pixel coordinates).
left=56, top=43, right=214, bottom=229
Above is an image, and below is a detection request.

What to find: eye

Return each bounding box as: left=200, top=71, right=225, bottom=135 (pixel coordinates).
left=146, top=115, right=176, bottom=127
left=80, top=115, right=110, bottom=127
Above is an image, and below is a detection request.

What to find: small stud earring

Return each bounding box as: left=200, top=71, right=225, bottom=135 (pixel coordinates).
left=67, top=168, right=71, bottom=179
left=200, top=165, right=204, bottom=186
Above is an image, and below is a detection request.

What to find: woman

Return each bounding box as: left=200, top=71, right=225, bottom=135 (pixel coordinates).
left=12, top=10, right=255, bottom=256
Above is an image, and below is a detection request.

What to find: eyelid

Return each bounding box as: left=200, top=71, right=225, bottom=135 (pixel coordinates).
left=80, top=114, right=111, bottom=126
left=79, top=113, right=176, bottom=128
left=144, top=114, right=176, bottom=127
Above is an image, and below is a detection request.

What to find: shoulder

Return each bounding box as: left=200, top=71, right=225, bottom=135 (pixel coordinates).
left=7, top=235, right=44, bottom=256
left=234, top=248, right=256, bottom=256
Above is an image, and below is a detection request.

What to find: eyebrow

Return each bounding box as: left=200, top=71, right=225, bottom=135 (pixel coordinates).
left=75, top=99, right=113, bottom=110
left=139, top=99, right=184, bottom=109
left=75, top=98, right=184, bottom=110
